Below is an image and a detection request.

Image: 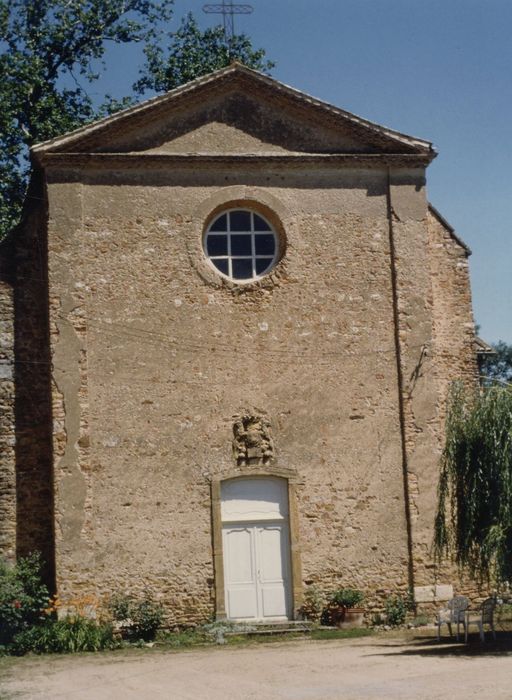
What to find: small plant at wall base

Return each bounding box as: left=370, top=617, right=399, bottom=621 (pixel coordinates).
left=330, top=588, right=365, bottom=609
left=10, top=616, right=118, bottom=655
left=298, top=586, right=324, bottom=622
left=0, top=554, right=117, bottom=655
left=322, top=588, right=365, bottom=627
left=109, top=593, right=164, bottom=641
left=384, top=595, right=409, bottom=627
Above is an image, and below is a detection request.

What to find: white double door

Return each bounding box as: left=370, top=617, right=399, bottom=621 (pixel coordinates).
left=222, top=520, right=291, bottom=620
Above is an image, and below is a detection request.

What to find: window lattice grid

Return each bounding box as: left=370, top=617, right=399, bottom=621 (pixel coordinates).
left=205, top=210, right=278, bottom=281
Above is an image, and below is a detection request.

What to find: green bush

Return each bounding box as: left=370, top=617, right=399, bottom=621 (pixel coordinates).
left=132, top=597, right=164, bottom=641
left=0, top=554, right=49, bottom=646
left=11, top=616, right=118, bottom=655
left=384, top=595, right=409, bottom=626
left=109, top=593, right=164, bottom=641
left=329, top=588, right=364, bottom=608
left=109, top=593, right=131, bottom=621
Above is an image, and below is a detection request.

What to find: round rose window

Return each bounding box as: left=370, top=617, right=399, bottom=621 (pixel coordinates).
left=204, top=209, right=278, bottom=282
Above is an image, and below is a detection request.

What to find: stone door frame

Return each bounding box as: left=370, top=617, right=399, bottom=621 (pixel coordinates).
left=211, top=467, right=303, bottom=620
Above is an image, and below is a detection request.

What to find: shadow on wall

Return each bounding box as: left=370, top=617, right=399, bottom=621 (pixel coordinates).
left=13, top=172, right=55, bottom=589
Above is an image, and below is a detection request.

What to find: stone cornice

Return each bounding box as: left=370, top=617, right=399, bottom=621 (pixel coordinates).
left=31, top=64, right=435, bottom=156
left=36, top=152, right=434, bottom=169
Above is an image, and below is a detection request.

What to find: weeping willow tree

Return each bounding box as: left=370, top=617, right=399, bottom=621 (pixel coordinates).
left=435, top=383, right=512, bottom=584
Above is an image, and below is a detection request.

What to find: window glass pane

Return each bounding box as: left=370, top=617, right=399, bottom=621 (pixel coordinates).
left=207, top=235, right=228, bottom=256
left=212, top=258, right=229, bottom=275
left=255, top=234, right=275, bottom=256
left=255, top=258, right=273, bottom=276
left=205, top=208, right=279, bottom=282
left=230, top=210, right=251, bottom=231
left=210, top=214, right=227, bottom=232
left=232, top=258, right=254, bottom=279
left=230, top=234, right=252, bottom=256
left=254, top=214, right=271, bottom=231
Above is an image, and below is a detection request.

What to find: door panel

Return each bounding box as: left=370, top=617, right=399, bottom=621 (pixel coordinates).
left=258, top=526, right=285, bottom=580
left=225, top=527, right=254, bottom=583
left=223, top=526, right=258, bottom=619
left=258, top=525, right=290, bottom=618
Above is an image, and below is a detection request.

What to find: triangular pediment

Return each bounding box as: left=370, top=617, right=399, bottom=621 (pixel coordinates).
left=32, top=64, right=434, bottom=159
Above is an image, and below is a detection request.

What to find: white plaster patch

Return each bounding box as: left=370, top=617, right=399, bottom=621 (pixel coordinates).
left=414, top=584, right=454, bottom=603
left=174, top=299, right=183, bottom=307
left=414, top=586, right=435, bottom=603
left=258, top=322, right=269, bottom=332
left=434, top=584, right=454, bottom=601
left=103, top=436, right=120, bottom=448
left=0, top=362, right=13, bottom=379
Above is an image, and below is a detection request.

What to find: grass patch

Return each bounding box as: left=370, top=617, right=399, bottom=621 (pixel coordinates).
left=154, top=625, right=375, bottom=648
left=310, top=628, right=374, bottom=641
left=156, top=629, right=212, bottom=648
left=225, top=631, right=307, bottom=646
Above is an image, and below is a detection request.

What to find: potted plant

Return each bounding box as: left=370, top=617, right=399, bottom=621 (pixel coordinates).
left=325, top=588, right=365, bottom=628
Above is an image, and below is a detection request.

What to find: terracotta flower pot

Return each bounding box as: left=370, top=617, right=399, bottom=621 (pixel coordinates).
left=332, top=606, right=365, bottom=629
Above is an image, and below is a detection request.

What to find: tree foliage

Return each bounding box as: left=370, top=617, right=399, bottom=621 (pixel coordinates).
left=435, top=383, right=512, bottom=583
left=0, top=0, right=173, bottom=239
left=480, top=340, right=512, bottom=386
left=134, top=12, right=274, bottom=94
left=0, top=3, right=274, bottom=241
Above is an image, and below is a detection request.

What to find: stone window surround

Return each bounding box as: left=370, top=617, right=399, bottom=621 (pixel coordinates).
left=211, top=466, right=303, bottom=621
left=188, top=186, right=295, bottom=291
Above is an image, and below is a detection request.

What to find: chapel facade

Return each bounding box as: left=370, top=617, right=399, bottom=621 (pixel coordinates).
left=0, top=64, right=479, bottom=623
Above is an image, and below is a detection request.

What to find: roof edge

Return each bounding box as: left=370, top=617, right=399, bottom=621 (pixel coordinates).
left=32, top=63, right=435, bottom=157
left=474, top=336, right=495, bottom=355
left=428, top=203, right=472, bottom=255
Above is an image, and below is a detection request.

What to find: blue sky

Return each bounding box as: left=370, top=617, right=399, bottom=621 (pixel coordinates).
left=94, top=0, right=511, bottom=343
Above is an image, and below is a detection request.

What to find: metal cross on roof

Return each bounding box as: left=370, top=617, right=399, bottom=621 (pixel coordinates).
left=203, top=1, right=253, bottom=42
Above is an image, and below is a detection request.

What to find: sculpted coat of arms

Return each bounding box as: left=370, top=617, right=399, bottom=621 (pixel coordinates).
left=232, top=414, right=274, bottom=466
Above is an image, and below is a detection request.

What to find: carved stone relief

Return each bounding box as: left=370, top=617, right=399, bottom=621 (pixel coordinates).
left=232, top=413, right=274, bottom=466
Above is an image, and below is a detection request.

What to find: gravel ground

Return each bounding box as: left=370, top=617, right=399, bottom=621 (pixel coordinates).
left=2, top=634, right=512, bottom=700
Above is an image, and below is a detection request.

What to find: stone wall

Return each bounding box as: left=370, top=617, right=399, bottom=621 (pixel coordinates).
left=10, top=162, right=480, bottom=623
left=428, top=205, right=477, bottom=408
left=0, top=241, right=16, bottom=560
left=43, top=162, right=427, bottom=624
left=415, top=205, right=482, bottom=604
